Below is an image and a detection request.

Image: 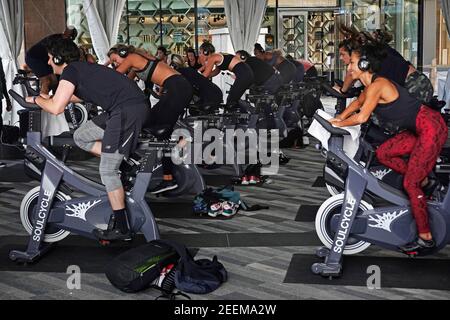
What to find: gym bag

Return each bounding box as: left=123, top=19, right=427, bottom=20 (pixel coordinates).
left=159, top=240, right=228, bottom=294
left=105, top=240, right=179, bottom=293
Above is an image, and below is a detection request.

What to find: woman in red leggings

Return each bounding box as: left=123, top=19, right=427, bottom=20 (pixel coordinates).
left=329, top=44, right=448, bottom=254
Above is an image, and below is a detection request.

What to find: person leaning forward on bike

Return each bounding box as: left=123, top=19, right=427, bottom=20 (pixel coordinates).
left=25, top=38, right=151, bottom=241
left=329, top=43, right=448, bottom=254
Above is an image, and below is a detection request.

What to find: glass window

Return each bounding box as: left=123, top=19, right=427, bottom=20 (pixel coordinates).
left=66, top=0, right=91, bottom=45
left=278, top=0, right=339, bottom=7
left=160, top=0, right=195, bottom=55
left=125, top=0, right=161, bottom=54
left=263, top=0, right=276, bottom=51
left=197, top=0, right=227, bottom=45
left=437, top=0, right=450, bottom=65
left=342, top=0, right=419, bottom=65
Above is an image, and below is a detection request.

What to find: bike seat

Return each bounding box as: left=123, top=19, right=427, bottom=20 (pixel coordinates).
left=143, top=125, right=172, bottom=140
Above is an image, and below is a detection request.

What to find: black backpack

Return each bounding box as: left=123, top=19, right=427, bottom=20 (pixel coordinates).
left=105, top=240, right=179, bottom=293
left=159, top=240, right=228, bottom=294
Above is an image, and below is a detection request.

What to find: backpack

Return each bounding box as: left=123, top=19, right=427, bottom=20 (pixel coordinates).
left=105, top=240, right=179, bottom=293
left=159, top=240, right=228, bottom=294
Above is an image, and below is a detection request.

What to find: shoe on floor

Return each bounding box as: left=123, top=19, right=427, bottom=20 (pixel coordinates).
left=241, top=176, right=250, bottom=185
left=151, top=180, right=179, bottom=194
left=222, top=201, right=239, bottom=218
left=208, top=202, right=223, bottom=218
left=249, top=176, right=261, bottom=185
left=0, top=162, right=6, bottom=168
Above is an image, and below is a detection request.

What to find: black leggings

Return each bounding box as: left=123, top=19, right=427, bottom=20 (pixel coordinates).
left=147, top=75, right=193, bottom=176
left=227, top=62, right=254, bottom=107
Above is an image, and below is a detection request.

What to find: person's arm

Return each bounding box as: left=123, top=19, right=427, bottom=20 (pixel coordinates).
left=25, top=80, right=75, bottom=115
left=332, top=89, right=366, bottom=122
left=70, top=95, right=83, bottom=103
left=127, top=70, right=137, bottom=80
left=340, top=72, right=356, bottom=93
left=331, top=83, right=382, bottom=127
left=209, top=68, right=221, bottom=78
left=202, top=55, right=220, bottom=78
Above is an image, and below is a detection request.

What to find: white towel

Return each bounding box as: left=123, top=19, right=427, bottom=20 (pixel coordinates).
left=41, top=111, right=70, bottom=139
left=308, top=109, right=361, bottom=158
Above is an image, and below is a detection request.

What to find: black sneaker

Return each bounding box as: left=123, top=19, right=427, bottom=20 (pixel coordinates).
left=400, top=237, right=435, bottom=256
left=151, top=180, right=179, bottom=194
left=93, top=214, right=133, bottom=242
left=93, top=228, right=133, bottom=241
left=0, top=162, right=6, bottom=168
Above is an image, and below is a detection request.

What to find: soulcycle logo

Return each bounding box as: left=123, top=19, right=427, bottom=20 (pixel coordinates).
left=33, top=189, right=52, bottom=242
left=333, top=193, right=356, bottom=254
left=169, top=122, right=280, bottom=174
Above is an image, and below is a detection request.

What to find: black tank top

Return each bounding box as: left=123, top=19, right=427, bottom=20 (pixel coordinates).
left=218, top=54, right=234, bottom=71
left=372, top=76, right=421, bottom=134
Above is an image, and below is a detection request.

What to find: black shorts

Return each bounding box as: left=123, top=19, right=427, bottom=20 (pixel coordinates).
left=93, top=103, right=149, bottom=157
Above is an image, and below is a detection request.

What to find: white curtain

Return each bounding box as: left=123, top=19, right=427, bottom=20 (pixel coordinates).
left=224, top=0, right=267, bottom=53
left=84, top=0, right=126, bottom=64
left=0, top=0, right=24, bottom=124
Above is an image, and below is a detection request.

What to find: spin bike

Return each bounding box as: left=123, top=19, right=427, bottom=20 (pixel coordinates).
left=310, top=112, right=450, bottom=278
left=8, top=90, right=169, bottom=263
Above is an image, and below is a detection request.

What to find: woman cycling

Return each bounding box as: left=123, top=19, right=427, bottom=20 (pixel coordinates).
left=168, top=54, right=223, bottom=107
left=186, top=47, right=202, bottom=70
left=333, top=39, right=358, bottom=94
left=330, top=44, right=448, bottom=254
left=107, top=44, right=193, bottom=195
left=198, top=42, right=254, bottom=108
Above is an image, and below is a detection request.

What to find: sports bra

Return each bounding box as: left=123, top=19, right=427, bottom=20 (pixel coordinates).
left=135, top=59, right=160, bottom=83
left=217, top=54, right=234, bottom=71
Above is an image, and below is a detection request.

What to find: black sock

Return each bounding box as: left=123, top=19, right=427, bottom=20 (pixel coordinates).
left=113, top=209, right=129, bottom=233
